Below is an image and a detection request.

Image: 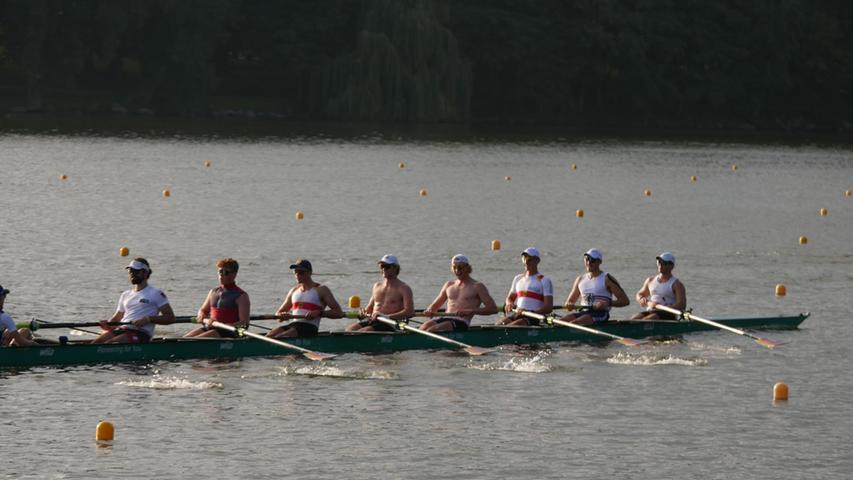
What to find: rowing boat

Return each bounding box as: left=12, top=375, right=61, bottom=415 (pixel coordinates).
left=0, top=313, right=808, bottom=368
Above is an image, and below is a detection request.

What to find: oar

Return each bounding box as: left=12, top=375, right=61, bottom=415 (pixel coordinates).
left=210, top=321, right=335, bottom=361
left=653, top=305, right=780, bottom=349
left=519, top=311, right=647, bottom=347
left=372, top=315, right=492, bottom=356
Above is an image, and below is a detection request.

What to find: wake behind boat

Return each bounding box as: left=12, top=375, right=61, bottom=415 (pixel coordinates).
left=0, top=313, right=807, bottom=368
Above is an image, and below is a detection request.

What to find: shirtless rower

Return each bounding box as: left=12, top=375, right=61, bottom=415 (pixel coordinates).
left=497, top=247, right=554, bottom=326
left=184, top=258, right=250, bottom=338
left=345, top=255, right=414, bottom=332
left=267, top=259, right=343, bottom=338
left=561, top=248, right=629, bottom=325
left=93, top=258, right=176, bottom=344
left=420, top=254, right=498, bottom=332
left=632, top=252, right=686, bottom=320
left=0, top=285, right=35, bottom=347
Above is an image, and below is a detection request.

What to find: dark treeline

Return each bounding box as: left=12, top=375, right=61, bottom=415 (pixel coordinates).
left=0, top=0, right=851, bottom=130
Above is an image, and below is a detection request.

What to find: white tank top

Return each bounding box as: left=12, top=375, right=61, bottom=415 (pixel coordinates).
left=649, top=275, right=677, bottom=309
left=578, top=272, right=611, bottom=307
left=291, top=286, right=324, bottom=328
left=510, top=273, right=553, bottom=311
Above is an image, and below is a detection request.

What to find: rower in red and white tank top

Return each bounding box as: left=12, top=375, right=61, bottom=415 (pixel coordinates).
left=210, top=284, right=246, bottom=325
left=290, top=286, right=324, bottom=328
left=510, top=273, right=554, bottom=311
left=648, top=275, right=678, bottom=309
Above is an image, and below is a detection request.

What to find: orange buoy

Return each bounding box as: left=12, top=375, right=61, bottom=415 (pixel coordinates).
left=819, top=208, right=828, bottom=216
left=348, top=295, right=361, bottom=309
left=799, top=236, right=808, bottom=245
left=96, top=421, right=114, bottom=441
left=571, top=164, right=577, bottom=171
left=162, top=189, right=170, bottom=198
left=644, top=189, right=652, bottom=197
left=773, top=382, right=789, bottom=401
left=690, top=175, right=698, bottom=182
left=399, top=162, right=405, bottom=169
left=576, top=209, right=584, bottom=218
left=419, top=189, right=428, bottom=197
left=59, top=174, right=68, bottom=181
left=119, top=247, right=129, bottom=257
left=775, top=284, right=786, bottom=297
left=295, top=211, right=304, bottom=220
left=204, top=161, right=211, bottom=167
left=731, top=164, right=738, bottom=171
left=491, top=240, right=501, bottom=251
left=505, top=176, right=512, bottom=181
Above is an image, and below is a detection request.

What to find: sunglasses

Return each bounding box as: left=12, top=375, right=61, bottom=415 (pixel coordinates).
left=293, top=269, right=309, bottom=275
left=127, top=268, right=146, bottom=274
left=218, top=269, right=234, bottom=275
left=379, top=263, right=395, bottom=269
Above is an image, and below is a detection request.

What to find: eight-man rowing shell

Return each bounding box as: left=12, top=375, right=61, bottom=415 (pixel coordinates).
left=0, top=313, right=807, bottom=368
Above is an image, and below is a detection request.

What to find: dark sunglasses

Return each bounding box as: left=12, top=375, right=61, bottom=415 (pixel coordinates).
left=218, top=269, right=234, bottom=275
left=583, top=255, right=600, bottom=262
left=379, top=263, right=395, bottom=269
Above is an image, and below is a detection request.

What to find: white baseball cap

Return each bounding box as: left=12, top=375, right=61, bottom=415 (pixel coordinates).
left=521, top=247, right=540, bottom=258
left=378, top=254, right=399, bottom=266
left=656, top=252, right=676, bottom=264
left=125, top=260, right=151, bottom=272
left=584, top=248, right=603, bottom=261
left=451, top=254, right=469, bottom=265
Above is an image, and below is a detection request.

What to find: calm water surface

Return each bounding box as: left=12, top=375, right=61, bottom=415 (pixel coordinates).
left=1, top=128, right=852, bottom=479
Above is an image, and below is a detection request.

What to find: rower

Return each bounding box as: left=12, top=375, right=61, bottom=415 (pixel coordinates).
left=561, top=248, right=629, bottom=325
left=346, top=255, right=414, bottom=332
left=0, top=285, right=35, bottom=347
left=92, top=258, right=176, bottom=344
left=267, top=259, right=343, bottom=338
left=185, top=258, right=250, bottom=338
left=420, top=254, right=498, bottom=332
left=496, top=247, right=554, bottom=326
left=632, top=252, right=686, bottom=320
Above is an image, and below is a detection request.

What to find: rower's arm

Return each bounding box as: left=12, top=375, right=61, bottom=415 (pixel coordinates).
left=152, top=304, right=176, bottom=324
left=564, top=277, right=581, bottom=309
left=607, top=274, right=630, bottom=308
left=424, top=284, right=449, bottom=315
left=474, top=283, right=498, bottom=316
left=236, top=292, right=250, bottom=327
left=635, top=278, right=652, bottom=308
left=197, top=290, right=213, bottom=325
left=320, top=287, right=344, bottom=319
left=672, top=280, right=687, bottom=311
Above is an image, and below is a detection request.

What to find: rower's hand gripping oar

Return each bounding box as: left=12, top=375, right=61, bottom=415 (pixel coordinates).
left=653, top=305, right=780, bottom=348
left=210, top=321, right=336, bottom=361
left=519, top=311, right=647, bottom=347
left=372, top=315, right=492, bottom=356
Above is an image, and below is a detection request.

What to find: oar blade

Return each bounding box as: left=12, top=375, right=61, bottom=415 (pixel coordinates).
left=463, top=346, right=493, bottom=356
left=616, top=337, right=647, bottom=347
left=303, top=351, right=337, bottom=362
left=754, top=337, right=780, bottom=349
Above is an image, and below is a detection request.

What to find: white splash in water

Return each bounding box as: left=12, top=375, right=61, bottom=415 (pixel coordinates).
left=118, top=375, right=223, bottom=390
left=606, top=352, right=708, bottom=367
left=470, top=353, right=552, bottom=373
left=279, top=364, right=398, bottom=380
left=687, top=342, right=742, bottom=354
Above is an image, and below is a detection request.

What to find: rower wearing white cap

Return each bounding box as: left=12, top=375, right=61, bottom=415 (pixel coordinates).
left=497, top=247, right=554, bottom=326
left=0, top=285, right=35, bottom=347
left=346, top=254, right=414, bottom=332
left=267, top=259, right=344, bottom=338
left=93, top=258, right=176, bottom=344
left=561, top=248, right=629, bottom=325
left=632, top=252, right=686, bottom=320
left=420, top=254, right=498, bottom=332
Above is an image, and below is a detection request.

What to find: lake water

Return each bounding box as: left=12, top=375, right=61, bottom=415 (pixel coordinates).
left=1, top=124, right=852, bottom=479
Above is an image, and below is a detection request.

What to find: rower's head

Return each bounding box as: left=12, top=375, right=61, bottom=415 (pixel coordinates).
left=125, top=258, right=151, bottom=285
left=521, top=247, right=540, bottom=272
left=451, top=254, right=472, bottom=276
left=0, top=285, right=8, bottom=307
left=378, top=254, right=400, bottom=277
left=289, top=258, right=313, bottom=281
left=217, top=258, right=239, bottom=284
left=583, top=248, right=603, bottom=272
left=655, top=252, right=675, bottom=273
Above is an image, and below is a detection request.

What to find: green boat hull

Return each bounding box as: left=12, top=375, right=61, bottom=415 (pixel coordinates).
left=0, top=313, right=808, bottom=368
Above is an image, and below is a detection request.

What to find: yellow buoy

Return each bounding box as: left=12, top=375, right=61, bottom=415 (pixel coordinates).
left=491, top=240, right=501, bottom=251
left=773, top=382, right=789, bottom=401
left=690, top=175, right=698, bottom=182
left=819, top=207, right=828, bottom=216
left=571, top=164, right=577, bottom=171
left=162, top=189, right=170, bottom=198
left=505, top=176, right=512, bottom=181
left=204, top=161, right=211, bottom=167
left=799, top=236, right=808, bottom=245
left=119, top=247, right=129, bottom=257
left=644, top=189, right=652, bottom=197
left=399, top=162, right=405, bottom=169
left=295, top=211, right=304, bottom=220
left=576, top=209, right=584, bottom=218
left=96, top=421, right=114, bottom=441
left=419, top=189, right=428, bottom=197
left=60, top=174, right=68, bottom=181
left=731, top=164, right=738, bottom=171
left=348, top=295, right=361, bottom=309
left=775, top=284, right=786, bottom=297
